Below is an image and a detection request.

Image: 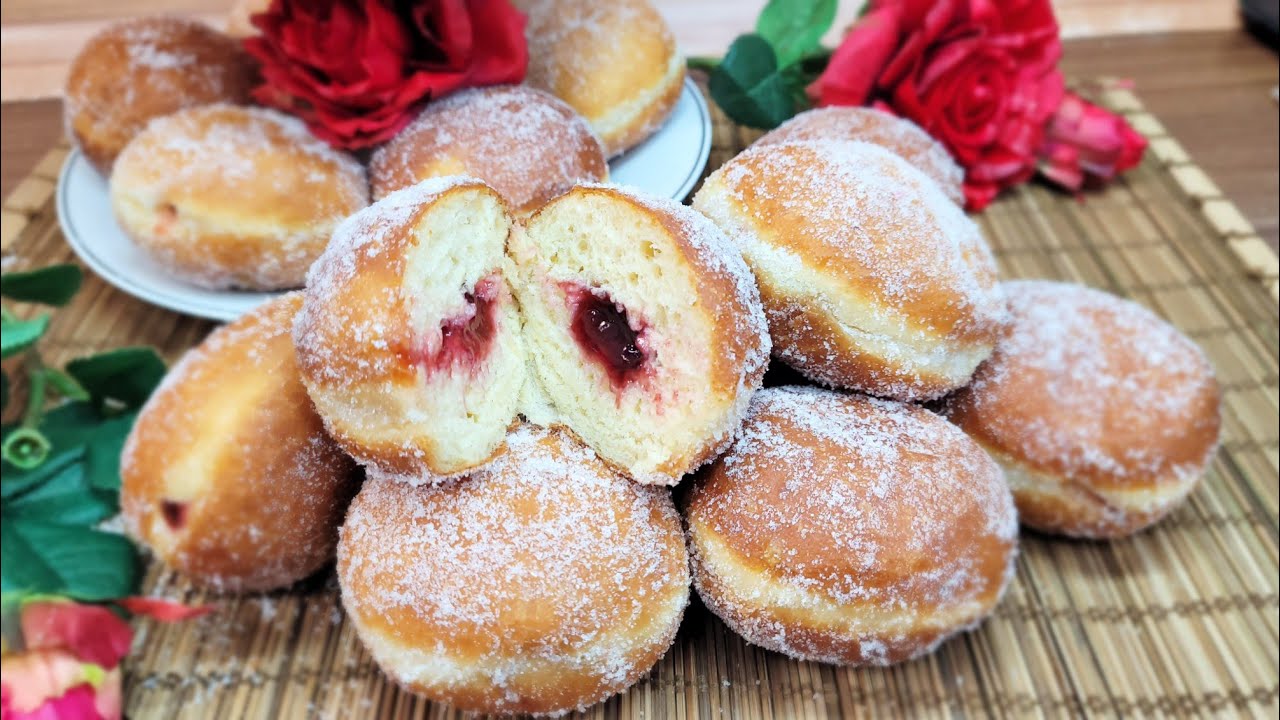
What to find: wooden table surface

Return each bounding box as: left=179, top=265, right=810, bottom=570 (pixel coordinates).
left=2, top=30, right=1276, bottom=251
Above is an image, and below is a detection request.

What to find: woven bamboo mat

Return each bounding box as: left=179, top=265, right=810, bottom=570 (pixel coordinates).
left=2, top=81, right=1277, bottom=719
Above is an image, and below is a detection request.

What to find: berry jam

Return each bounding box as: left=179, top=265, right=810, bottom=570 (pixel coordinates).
left=568, top=288, right=648, bottom=389
left=160, top=500, right=187, bottom=530
left=425, top=275, right=499, bottom=373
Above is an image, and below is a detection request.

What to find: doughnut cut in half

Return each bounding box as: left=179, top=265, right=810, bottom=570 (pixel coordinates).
left=296, top=180, right=770, bottom=485
left=509, top=184, right=770, bottom=484
left=294, top=178, right=527, bottom=481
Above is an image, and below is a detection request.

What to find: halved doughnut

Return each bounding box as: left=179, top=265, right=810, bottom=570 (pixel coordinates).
left=294, top=178, right=527, bottom=481
left=509, top=184, right=770, bottom=483
left=296, top=179, right=769, bottom=485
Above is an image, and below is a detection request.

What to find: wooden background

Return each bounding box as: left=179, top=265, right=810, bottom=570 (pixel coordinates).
left=0, top=0, right=1242, bottom=101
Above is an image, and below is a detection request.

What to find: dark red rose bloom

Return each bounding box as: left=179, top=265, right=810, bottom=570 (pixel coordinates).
left=1037, top=90, right=1148, bottom=192
left=245, top=0, right=528, bottom=149
left=808, top=0, right=1065, bottom=210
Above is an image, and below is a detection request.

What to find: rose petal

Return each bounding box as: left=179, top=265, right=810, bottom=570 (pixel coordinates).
left=0, top=649, right=93, bottom=715
left=20, top=603, right=132, bottom=670
left=808, top=3, right=903, bottom=106
left=117, top=598, right=214, bottom=623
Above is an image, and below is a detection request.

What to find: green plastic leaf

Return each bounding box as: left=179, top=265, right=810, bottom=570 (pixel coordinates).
left=756, top=0, right=837, bottom=68
left=66, top=347, right=166, bottom=412
left=40, top=367, right=89, bottom=402
left=0, top=315, right=49, bottom=359
left=0, top=518, right=140, bottom=601
left=709, top=34, right=798, bottom=130
left=0, top=265, right=82, bottom=306
left=4, top=455, right=114, bottom=525
left=1, top=427, right=50, bottom=470
left=1, top=403, right=138, bottom=498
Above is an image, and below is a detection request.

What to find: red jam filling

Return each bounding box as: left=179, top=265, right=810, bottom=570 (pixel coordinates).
left=153, top=202, right=178, bottom=237
left=160, top=500, right=187, bottom=530
left=420, top=275, right=500, bottom=374
left=566, top=286, right=649, bottom=389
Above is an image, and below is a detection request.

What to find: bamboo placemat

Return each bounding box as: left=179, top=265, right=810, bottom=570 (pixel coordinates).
left=1, top=81, right=1277, bottom=719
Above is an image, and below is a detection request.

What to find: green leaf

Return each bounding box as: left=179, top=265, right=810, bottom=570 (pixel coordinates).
left=1, top=402, right=138, bottom=500
left=0, top=265, right=82, bottom=306
left=756, top=0, right=837, bottom=68
left=40, top=367, right=89, bottom=402
left=710, top=34, right=799, bottom=129
left=4, top=455, right=114, bottom=525
left=66, top=347, right=166, bottom=412
left=0, top=315, right=49, bottom=359
left=0, top=518, right=140, bottom=601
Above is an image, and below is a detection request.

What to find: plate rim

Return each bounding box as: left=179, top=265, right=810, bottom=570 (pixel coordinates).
left=56, top=76, right=713, bottom=323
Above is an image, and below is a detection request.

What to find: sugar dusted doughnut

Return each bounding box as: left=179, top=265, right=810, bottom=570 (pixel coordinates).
left=296, top=179, right=769, bottom=485
left=370, top=85, right=607, bottom=214
left=65, top=17, right=256, bottom=174
left=294, top=178, right=526, bottom=481
left=685, top=387, right=1018, bottom=666
left=121, top=294, right=359, bottom=592
left=338, top=426, right=689, bottom=715
left=521, top=0, right=685, bottom=156
left=944, top=280, right=1221, bottom=538
left=756, top=107, right=965, bottom=205
left=693, top=140, right=1007, bottom=401
left=109, top=104, right=368, bottom=290
left=509, top=184, right=770, bottom=484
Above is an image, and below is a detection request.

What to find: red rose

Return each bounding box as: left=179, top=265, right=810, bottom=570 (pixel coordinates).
left=809, top=0, right=1065, bottom=210
left=1037, top=90, right=1148, bottom=192
left=245, top=0, right=528, bottom=149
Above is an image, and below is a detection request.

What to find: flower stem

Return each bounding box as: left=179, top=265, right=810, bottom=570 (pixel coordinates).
left=22, top=354, right=46, bottom=429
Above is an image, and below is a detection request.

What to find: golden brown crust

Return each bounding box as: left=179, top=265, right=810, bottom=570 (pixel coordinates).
left=109, top=104, right=368, bottom=290
left=692, top=140, right=1005, bottom=401
left=943, top=280, right=1221, bottom=538
left=121, top=294, right=359, bottom=592
left=369, top=86, right=607, bottom=213
left=65, top=17, right=256, bottom=174
left=338, top=427, right=689, bottom=714
left=757, top=282, right=960, bottom=398
left=685, top=387, right=1018, bottom=665
left=522, top=0, right=684, bottom=156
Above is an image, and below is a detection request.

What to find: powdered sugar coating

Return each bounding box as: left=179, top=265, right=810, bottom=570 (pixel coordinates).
left=756, top=107, right=965, bottom=205
left=694, top=139, right=1007, bottom=400
left=109, top=104, right=368, bottom=289
left=64, top=17, right=255, bottom=172
left=946, top=280, right=1221, bottom=487
left=687, top=386, right=1018, bottom=665
left=370, top=86, right=606, bottom=212
left=520, top=0, right=682, bottom=155
left=121, top=294, right=357, bottom=592
left=338, top=426, right=689, bottom=714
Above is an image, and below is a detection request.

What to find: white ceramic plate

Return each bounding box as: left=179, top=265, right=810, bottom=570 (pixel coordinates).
left=57, top=78, right=712, bottom=322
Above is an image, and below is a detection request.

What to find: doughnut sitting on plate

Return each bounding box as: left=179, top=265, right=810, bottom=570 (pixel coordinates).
left=65, top=17, right=256, bottom=174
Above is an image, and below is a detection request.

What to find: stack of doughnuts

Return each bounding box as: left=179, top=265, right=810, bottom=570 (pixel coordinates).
left=106, top=6, right=1221, bottom=716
